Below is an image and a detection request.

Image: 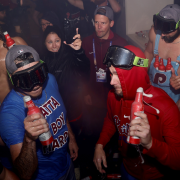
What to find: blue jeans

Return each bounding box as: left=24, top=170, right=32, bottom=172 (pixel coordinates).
left=121, top=163, right=138, bottom=180
left=58, top=161, right=76, bottom=180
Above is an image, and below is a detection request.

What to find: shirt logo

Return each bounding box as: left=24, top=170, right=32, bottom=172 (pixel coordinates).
left=17, top=49, right=24, bottom=54
left=124, top=115, right=130, bottom=120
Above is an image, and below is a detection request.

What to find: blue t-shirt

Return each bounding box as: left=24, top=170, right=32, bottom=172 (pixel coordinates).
left=0, top=73, right=71, bottom=180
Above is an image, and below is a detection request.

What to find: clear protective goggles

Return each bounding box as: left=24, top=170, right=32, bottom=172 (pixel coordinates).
left=11, top=61, right=48, bottom=91
left=103, top=45, right=148, bottom=69
left=153, top=14, right=180, bottom=34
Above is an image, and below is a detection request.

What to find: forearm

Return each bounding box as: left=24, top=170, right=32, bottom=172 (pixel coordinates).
left=108, top=0, right=121, bottom=13
left=68, top=0, right=84, bottom=9
left=0, top=166, right=20, bottom=180
left=33, top=11, right=40, bottom=27
left=14, top=134, right=38, bottom=180
left=97, top=117, right=116, bottom=147
left=66, top=119, right=76, bottom=141
left=143, top=106, right=180, bottom=170
left=143, top=137, right=180, bottom=170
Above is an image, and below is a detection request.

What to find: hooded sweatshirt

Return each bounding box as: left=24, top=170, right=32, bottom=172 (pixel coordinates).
left=97, top=64, right=180, bottom=179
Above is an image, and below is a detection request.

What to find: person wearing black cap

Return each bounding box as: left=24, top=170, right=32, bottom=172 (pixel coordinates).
left=94, top=45, right=180, bottom=179
left=144, top=4, right=180, bottom=110
left=0, top=45, right=78, bottom=180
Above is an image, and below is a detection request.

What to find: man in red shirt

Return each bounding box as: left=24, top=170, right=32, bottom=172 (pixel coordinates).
left=93, top=45, right=180, bottom=179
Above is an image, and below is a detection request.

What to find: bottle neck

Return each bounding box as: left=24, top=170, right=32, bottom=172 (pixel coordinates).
left=26, top=100, right=36, bottom=109
left=135, top=92, right=143, bottom=103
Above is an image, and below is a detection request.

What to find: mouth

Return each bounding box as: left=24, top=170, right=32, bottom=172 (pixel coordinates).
left=51, top=48, right=59, bottom=51
left=32, top=86, right=41, bottom=92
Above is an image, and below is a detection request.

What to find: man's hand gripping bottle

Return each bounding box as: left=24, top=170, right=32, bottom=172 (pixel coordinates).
left=127, top=87, right=153, bottom=145
left=23, top=96, right=53, bottom=147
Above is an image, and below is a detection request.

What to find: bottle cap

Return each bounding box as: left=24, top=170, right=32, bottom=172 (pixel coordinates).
left=23, top=96, right=31, bottom=102
left=167, top=57, right=171, bottom=61
left=136, top=87, right=143, bottom=93
left=3, top=31, right=8, bottom=35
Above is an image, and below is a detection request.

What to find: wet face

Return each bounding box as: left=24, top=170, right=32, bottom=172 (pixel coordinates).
left=45, top=33, right=61, bottom=52
left=161, top=28, right=180, bottom=43
left=13, top=62, right=43, bottom=98
left=94, top=14, right=114, bottom=39
left=41, top=19, right=53, bottom=32
left=0, top=10, right=6, bottom=21
left=109, top=65, right=123, bottom=96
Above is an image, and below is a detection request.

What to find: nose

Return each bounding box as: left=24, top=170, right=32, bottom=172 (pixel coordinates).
left=52, top=42, right=56, bottom=48
left=110, top=75, right=115, bottom=86
left=98, top=23, right=101, bottom=29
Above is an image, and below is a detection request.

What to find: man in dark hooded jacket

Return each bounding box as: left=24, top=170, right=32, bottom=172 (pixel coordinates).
left=93, top=45, right=180, bottom=179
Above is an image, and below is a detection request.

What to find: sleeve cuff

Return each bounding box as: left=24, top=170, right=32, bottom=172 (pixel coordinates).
left=73, top=48, right=84, bottom=56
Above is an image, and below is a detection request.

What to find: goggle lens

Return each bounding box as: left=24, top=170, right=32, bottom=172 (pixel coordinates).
left=103, top=46, right=148, bottom=69
left=153, top=15, right=177, bottom=34
left=104, top=46, right=134, bottom=69
left=12, top=62, right=48, bottom=91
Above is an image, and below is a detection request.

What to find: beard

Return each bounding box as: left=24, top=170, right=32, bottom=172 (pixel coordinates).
left=114, top=89, right=123, bottom=99
left=162, top=28, right=180, bottom=43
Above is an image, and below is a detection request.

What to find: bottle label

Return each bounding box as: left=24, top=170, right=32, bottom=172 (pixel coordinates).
left=39, top=131, right=52, bottom=141
left=6, top=35, right=10, bottom=39
left=127, top=135, right=140, bottom=145
left=25, top=99, right=53, bottom=146
left=127, top=110, right=144, bottom=145
left=8, top=43, right=16, bottom=49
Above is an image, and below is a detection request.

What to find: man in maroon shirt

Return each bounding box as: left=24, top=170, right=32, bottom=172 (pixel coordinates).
left=82, top=6, right=127, bottom=136
left=81, top=7, right=127, bottom=173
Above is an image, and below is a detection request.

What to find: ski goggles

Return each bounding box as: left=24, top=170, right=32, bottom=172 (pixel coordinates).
left=153, top=14, right=180, bottom=34
left=103, top=45, right=148, bottom=69
left=10, top=61, right=48, bottom=91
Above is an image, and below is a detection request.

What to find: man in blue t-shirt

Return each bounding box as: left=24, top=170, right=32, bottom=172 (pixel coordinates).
left=0, top=45, right=78, bottom=180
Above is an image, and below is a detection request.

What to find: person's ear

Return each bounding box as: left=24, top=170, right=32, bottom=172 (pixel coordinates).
left=110, top=20, right=114, bottom=28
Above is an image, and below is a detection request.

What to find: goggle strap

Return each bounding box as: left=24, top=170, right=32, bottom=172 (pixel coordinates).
left=40, top=59, right=44, bottom=63
left=7, top=70, right=14, bottom=85
left=176, top=20, right=180, bottom=29
left=133, top=56, right=149, bottom=67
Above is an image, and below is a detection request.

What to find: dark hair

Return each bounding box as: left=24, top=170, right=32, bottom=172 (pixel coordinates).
left=0, top=25, right=7, bottom=49
left=14, top=52, right=34, bottom=65
left=42, top=25, right=65, bottom=53
left=43, top=25, right=64, bottom=41
left=15, top=52, right=33, bottom=61
left=40, top=11, right=61, bottom=29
